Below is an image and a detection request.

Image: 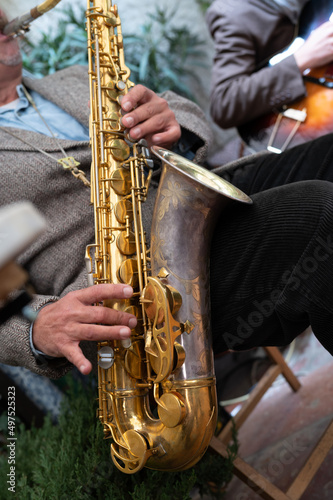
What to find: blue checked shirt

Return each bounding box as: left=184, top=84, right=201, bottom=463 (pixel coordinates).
left=0, top=84, right=89, bottom=141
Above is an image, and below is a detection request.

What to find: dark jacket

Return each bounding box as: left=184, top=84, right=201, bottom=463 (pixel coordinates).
left=206, top=0, right=306, bottom=129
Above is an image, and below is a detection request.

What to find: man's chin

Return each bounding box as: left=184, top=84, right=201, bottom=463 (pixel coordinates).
left=0, top=36, right=22, bottom=66
left=0, top=52, right=22, bottom=67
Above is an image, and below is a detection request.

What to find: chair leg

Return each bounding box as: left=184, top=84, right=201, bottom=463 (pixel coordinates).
left=285, top=418, right=333, bottom=500
left=211, top=346, right=333, bottom=500
left=264, top=347, right=301, bottom=392
left=211, top=419, right=333, bottom=500
left=210, top=436, right=292, bottom=500
left=218, top=364, right=282, bottom=444
left=217, top=347, right=301, bottom=444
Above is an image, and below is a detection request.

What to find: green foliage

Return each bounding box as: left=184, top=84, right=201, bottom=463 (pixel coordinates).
left=123, top=7, right=206, bottom=99
left=0, top=374, right=237, bottom=500
left=21, top=4, right=206, bottom=99
left=195, top=0, right=213, bottom=12
left=21, top=5, right=88, bottom=77
left=195, top=423, right=238, bottom=499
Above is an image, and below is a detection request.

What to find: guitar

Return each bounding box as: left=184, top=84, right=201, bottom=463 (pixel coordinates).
left=240, top=63, right=333, bottom=153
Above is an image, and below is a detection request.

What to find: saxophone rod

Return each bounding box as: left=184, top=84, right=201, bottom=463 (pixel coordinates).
left=2, top=0, right=62, bottom=36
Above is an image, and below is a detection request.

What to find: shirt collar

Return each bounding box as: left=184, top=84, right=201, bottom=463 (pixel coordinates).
left=15, top=84, right=30, bottom=111
left=0, top=85, right=29, bottom=115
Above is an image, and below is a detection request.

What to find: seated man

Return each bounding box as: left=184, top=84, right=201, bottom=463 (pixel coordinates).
left=0, top=9, right=212, bottom=377
left=1, top=8, right=333, bottom=382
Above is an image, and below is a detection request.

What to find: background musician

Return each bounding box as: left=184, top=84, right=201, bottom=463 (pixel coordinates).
left=206, top=0, right=333, bottom=151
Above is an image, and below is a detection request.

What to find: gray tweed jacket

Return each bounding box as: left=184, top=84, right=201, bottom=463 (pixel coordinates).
left=0, top=65, right=213, bottom=378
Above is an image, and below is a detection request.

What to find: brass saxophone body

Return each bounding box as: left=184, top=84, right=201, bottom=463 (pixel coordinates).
left=85, top=0, right=252, bottom=474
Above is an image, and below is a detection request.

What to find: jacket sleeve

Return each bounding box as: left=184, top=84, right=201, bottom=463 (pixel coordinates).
left=161, top=90, right=213, bottom=165
left=0, top=294, right=71, bottom=379
left=206, top=1, right=307, bottom=129
left=0, top=269, right=91, bottom=379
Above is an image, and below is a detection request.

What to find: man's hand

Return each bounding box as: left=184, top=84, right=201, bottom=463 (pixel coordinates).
left=294, top=21, right=333, bottom=73
left=32, top=284, right=137, bottom=375
left=120, top=85, right=181, bottom=149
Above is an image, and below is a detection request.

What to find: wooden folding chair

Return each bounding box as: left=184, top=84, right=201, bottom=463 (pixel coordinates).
left=210, top=346, right=333, bottom=500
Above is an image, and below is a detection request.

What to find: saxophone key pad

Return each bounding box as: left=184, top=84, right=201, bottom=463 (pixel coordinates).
left=98, top=345, right=115, bottom=369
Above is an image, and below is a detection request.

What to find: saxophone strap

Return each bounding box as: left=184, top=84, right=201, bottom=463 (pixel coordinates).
left=2, top=85, right=90, bottom=188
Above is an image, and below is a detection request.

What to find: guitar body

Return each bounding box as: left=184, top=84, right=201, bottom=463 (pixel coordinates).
left=240, top=65, right=333, bottom=153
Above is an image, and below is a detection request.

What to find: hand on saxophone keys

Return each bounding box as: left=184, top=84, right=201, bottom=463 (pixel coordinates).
left=31, top=284, right=137, bottom=375
left=120, top=84, right=181, bottom=149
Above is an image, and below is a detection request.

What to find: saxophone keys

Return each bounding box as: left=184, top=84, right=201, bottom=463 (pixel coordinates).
left=165, top=285, right=182, bottom=315
left=110, top=167, right=131, bottom=195
left=116, top=230, right=136, bottom=256
left=124, top=305, right=143, bottom=335
left=173, top=342, right=186, bottom=370
left=140, top=298, right=153, bottom=304
left=114, top=199, right=133, bottom=224
left=182, top=320, right=195, bottom=335
left=157, top=267, right=169, bottom=279
left=148, top=339, right=185, bottom=376
left=109, top=139, right=130, bottom=162
left=148, top=337, right=167, bottom=373
left=104, top=13, right=118, bottom=27
left=108, top=110, right=120, bottom=130
left=117, top=258, right=139, bottom=288
left=157, top=392, right=186, bottom=428
left=124, top=340, right=147, bottom=379
left=123, top=430, right=148, bottom=459
left=106, top=83, right=125, bottom=102
left=106, top=87, right=118, bottom=100
left=98, top=345, right=114, bottom=369
left=121, top=338, right=131, bottom=349
left=141, top=282, right=164, bottom=323
left=111, top=430, right=155, bottom=474
left=116, top=80, right=126, bottom=91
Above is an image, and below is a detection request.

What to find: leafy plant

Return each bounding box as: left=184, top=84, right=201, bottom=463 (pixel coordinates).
left=123, top=7, right=207, bottom=99
left=195, top=0, right=213, bottom=12
left=0, top=374, right=237, bottom=499
left=21, top=5, right=88, bottom=77
left=21, top=4, right=207, bottom=99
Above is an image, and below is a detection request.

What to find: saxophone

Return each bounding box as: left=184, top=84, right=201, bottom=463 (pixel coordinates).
left=85, top=0, right=252, bottom=474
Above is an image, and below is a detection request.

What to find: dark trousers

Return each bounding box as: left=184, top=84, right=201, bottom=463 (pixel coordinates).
left=210, top=133, right=333, bottom=356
